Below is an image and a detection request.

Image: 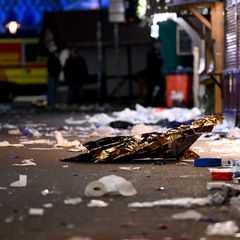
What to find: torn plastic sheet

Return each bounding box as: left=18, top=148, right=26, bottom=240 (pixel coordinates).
left=84, top=175, right=137, bottom=197
left=87, top=199, right=109, bottom=207
left=172, top=210, right=202, bottom=220
left=12, top=159, right=36, bottom=166
left=0, top=141, right=24, bottom=147
left=64, top=197, right=83, bottom=205
left=62, top=116, right=222, bottom=163
left=28, top=208, right=45, bottom=216
left=128, top=193, right=225, bottom=208
left=206, top=220, right=239, bottom=236
left=10, top=175, right=27, bottom=187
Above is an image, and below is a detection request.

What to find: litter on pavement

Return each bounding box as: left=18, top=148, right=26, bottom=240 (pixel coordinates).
left=206, top=220, right=239, bottom=236
left=10, top=175, right=27, bottom=187
left=28, top=208, right=45, bottom=216
left=172, top=210, right=202, bottom=221
left=63, top=197, right=83, bottom=205
left=12, top=159, right=36, bottom=166
left=87, top=199, right=109, bottom=208
left=84, top=175, right=137, bottom=197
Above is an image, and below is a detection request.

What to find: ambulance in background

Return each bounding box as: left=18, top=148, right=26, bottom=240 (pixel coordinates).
left=0, top=38, right=47, bottom=101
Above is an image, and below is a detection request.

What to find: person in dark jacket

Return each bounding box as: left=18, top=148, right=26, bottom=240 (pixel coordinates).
left=47, top=49, right=62, bottom=108
left=145, top=40, right=165, bottom=106
left=64, top=48, right=88, bottom=105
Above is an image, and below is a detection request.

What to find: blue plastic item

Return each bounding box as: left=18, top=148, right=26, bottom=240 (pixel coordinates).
left=194, top=158, right=222, bottom=167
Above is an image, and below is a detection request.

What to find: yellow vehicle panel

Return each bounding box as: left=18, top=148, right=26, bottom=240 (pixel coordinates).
left=0, top=67, right=47, bottom=85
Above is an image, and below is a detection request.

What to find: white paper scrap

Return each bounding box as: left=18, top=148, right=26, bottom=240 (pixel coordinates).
left=12, top=159, right=36, bottom=167
left=87, top=199, right=109, bottom=208
left=10, top=175, right=27, bottom=188
left=64, top=197, right=82, bottom=205
left=28, top=208, right=44, bottom=216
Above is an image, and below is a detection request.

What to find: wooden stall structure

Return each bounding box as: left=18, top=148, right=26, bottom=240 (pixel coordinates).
left=167, top=0, right=224, bottom=114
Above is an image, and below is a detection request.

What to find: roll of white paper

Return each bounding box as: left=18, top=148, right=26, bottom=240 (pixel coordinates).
left=84, top=180, right=108, bottom=197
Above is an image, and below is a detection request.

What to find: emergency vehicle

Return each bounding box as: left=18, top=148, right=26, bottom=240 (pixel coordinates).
left=0, top=38, right=47, bottom=101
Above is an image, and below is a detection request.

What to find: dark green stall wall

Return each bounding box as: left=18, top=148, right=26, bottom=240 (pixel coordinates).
left=158, top=20, right=193, bottom=74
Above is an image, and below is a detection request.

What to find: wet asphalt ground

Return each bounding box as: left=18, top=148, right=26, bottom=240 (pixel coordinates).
left=0, top=103, right=239, bottom=240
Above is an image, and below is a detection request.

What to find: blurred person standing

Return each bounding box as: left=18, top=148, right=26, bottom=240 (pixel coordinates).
left=64, top=48, right=88, bottom=106
left=146, top=39, right=165, bottom=106
left=47, top=46, right=62, bottom=108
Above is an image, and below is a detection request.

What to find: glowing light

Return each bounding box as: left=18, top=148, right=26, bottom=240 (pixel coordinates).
left=137, top=0, right=147, bottom=19
left=6, top=21, right=20, bottom=34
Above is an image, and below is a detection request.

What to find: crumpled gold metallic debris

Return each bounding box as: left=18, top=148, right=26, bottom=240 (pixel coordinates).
left=62, top=115, right=223, bottom=163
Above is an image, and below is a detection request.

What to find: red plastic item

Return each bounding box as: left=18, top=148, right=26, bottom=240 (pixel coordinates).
left=165, top=74, right=190, bottom=107
left=211, top=172, right=233, bottom=180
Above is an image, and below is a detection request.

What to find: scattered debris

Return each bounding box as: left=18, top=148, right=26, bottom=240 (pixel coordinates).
left=87, top=199, right=109, bottom=208
left=0, top=141, right=24, bottom=147
left=54, top=131, right=82, bottom=148
left=21, top=139, right=54, bottom=145
left=63, top=116, right=222, bottom=163
left=230, top=196, right=240, bottom=216
left=118, top=167, right=141, bottom=171
left=8, top=129, right=21, bottom=135
left=65, top=118, right=87, bottom=125
left=172, top=210, right=202, bottom=220
left=206, top=221, right=239, bottom=236
left=28, top=208, right=45, bottom=216
left=62, top=165, right=69, bottom=168
left=66, top=236, right=92, bottom=240
left=176, top=162, right=189, bottom=166
left=5, top=216, right=14, bottom=223
left=128, top=193, right=225, bottom=208
left=10, top=175, right=27, bottom=188
left=194, top=158, right=222, bottom=167
left=2, top=123, right=18, bottom=129
left=42, top=203, right=53, bottom=208
left=41, top=189, right=53, bottom=196
left=209, top=168, right=233, bottom=180
left=155, top=187, right=165, bottom=191
left=12, top=159, right=36, bottom=167
left=68, top=145, right=88, bottom=153
left=84, top=175, right=137, bottom=197
left=64, top=197, right=83, bottom=205
left=206, top=182, right=231, bottom=190
left=28, top=147, right=62, bottom=150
